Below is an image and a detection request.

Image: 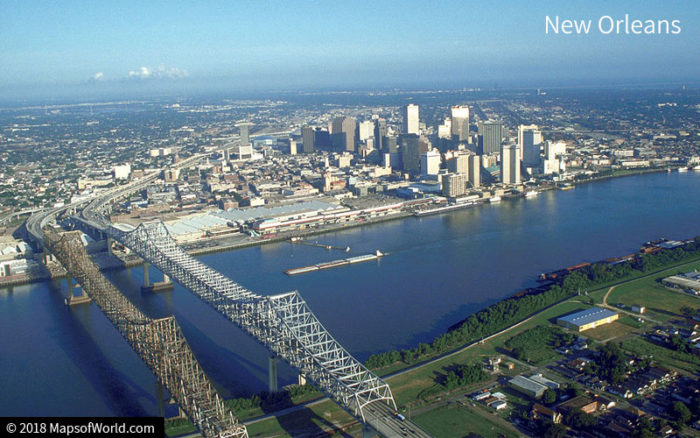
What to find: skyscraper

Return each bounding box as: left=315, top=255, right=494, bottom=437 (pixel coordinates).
left=420, top=149, right=441, bottom=176
left=237, top=122, right=252, bottom=146
left=374, top=118, right=387, bottom=152
left=358, top=120, right=374, bottom=142
left=302, top=126, right=315, bottom=153
left=500, top=143, right=521, bottom=185
left=479, top=121, right=505, bottom=155
left=468, top=155, right=481, bottom=188
left=403, top=104, right=419, bottom=135
left=331, top=117, right=356, bottom=152
left=451, top=106, right=470, bottom=141
left=518, top=124, right=542, bottom=166
left=442, top=173, right=467, bottom=197
left=446, top=153, right=469, bottom=176
left=399, top=134, right=421, bottom=174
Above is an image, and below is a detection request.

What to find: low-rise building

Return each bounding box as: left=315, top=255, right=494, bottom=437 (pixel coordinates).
left=557, top=308, right=619, bottom=332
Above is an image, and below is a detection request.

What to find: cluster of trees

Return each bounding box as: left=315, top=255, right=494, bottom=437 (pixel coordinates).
left=225, top=383, right=320, bottom=415
left=585, top=342, right=628, bottom=384
left=365, top=283, right=575, bottom=369
left=366, top=237, right=700, bottom=371
left=442, top=363, right=488, bottom=390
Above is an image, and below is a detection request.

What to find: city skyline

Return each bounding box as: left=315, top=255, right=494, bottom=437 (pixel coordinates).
left=2, top=0, right=699, bottom=101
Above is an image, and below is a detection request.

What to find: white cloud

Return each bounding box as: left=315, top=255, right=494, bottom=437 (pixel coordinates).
left=127, top=66, right=188, bottom=80
left=90, top=72, right=104, bottom=81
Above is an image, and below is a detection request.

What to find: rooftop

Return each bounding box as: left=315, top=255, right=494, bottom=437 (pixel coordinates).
left=558, top=307, right=618, bottom=327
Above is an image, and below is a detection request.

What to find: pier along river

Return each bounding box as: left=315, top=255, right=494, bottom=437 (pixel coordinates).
left=1, top=171, right=699, bottom=417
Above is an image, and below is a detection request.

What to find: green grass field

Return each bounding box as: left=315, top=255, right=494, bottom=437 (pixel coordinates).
left=621, top=338, right=700, bottom=374
left=583, top=320, right=637, bottom=342
left=412, top=402, right=518, bottom=438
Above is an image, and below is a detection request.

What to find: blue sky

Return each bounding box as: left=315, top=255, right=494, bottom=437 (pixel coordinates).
left=1, top=0, right=698, bottom=97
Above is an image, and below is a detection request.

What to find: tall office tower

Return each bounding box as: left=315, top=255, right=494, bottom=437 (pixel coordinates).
left=374, top=118, right=387, bottom=151
left=403, top=104, right=420, bottom=134
left=358, top=120, right=374, bottom=142
left=302, top=126, right=315, bottom=153
left=399, top=134, right=421, bottom=174
left=420, top=149, right=441, bottom=176
left=451, top=106, right=470, bottom=141
left=442, top=173, right=467, bottom=197
left=331, top=116, right=356, bottom=152
left=288, top=138, right=297, bottom=155
left=223, top=147, right=231, bottom=163
left=518, top=124, right=542, bottom=165
left=383, top=135, right=398, bottom=154
left=446, top=153, right=469, bottom=176
left=468, top=155, right=481, bottom=188
left=438, top=118, right=452, bottom=139
left=478, top=121, right=505, bottom=155
left=500, top=143, right=521, bottom=185
left=237, top=122, right=252, bottom=146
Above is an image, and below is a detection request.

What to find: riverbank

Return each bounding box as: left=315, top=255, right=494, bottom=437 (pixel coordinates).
left=1, top=167, right=682, bottom=290
left=229, top=238, right=700, bottom=438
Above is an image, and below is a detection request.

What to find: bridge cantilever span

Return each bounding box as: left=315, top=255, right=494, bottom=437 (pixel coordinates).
left=107, top=220, right=398, bottom=423
left=44, top=230, right=247, bottom=438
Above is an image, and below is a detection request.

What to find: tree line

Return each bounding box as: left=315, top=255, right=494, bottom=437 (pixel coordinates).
left=365, top=237, right=700, bottom=370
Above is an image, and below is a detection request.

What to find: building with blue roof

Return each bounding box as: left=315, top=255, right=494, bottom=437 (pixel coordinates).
left=557, top=307, right=619, bottom=332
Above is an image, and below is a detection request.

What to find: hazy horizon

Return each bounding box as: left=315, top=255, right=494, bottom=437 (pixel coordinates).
left=2, top=0, right=698, bottom=102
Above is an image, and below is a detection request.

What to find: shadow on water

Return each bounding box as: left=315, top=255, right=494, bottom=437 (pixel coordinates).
left=44, top=281, right=155, bottom=416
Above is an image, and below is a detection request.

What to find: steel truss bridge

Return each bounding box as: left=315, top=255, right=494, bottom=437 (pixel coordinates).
left=107, top=221, right=399, bottom=426
left=43, top=230, right=247, bottom=438
left=29, top=152, right=430, bottom=437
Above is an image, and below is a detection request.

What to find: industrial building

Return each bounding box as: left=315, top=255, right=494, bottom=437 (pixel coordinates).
left=557, top=308, right=619, bottom=332
left=662, top=270, right=700, bottom=294
left=509, top=375, right=549, bottom=399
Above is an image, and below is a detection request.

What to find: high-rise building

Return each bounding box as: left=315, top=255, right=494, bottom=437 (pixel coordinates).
left=237, top=122, right=252, bottom=146
left=446, top=153, right=469, bottom=176
left=374, top=118, right=387, bottom=152
left=403, top=104, right=420, bottom=135
left=500, top=143, right=521, bottom=185
left=451, top=106, right=470, bottom=141
left=438, top=118, right=452, bottom=139
left=468, top=155, right=481, bottom=188
left=383, top=135, right=398, bottom=154
left=518, top=124, right=542, bottom=166
left=302, top=126, right=315, bottom=153
left=399, top=134, right=422, bottom=174
left=358, top=120, right=374, bottom=142
left=479, top=121, right=505, bottom=155
left=442, top=173, right=467, bottom=197
left=331, top=117, right=356, bottom=152
left=421, top=149, right=441, bottom=176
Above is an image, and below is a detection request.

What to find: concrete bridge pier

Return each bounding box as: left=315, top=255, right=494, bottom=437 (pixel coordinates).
left=298, top=373, right=307, bottom=386
left=141, top=262, right=174, bottom=293
left=143, top=262, right=150, bottom=288
left=268, top=356, right=278, bottom=393
left=65, top=277, right=91, bottom=306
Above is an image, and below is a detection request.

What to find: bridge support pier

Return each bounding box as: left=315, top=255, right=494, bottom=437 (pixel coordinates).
left=141, top=264, right=174, bottom=293
left=268, top=356, right=278, bottom=393
left=65, top=277, right=91, bottom=306
left=143, top=262, right=150, bottom=288
left=298, top=373, right=307, bottom=386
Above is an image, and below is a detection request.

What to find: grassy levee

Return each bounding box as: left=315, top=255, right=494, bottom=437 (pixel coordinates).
left=168, top=248, right=700, bottom=437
